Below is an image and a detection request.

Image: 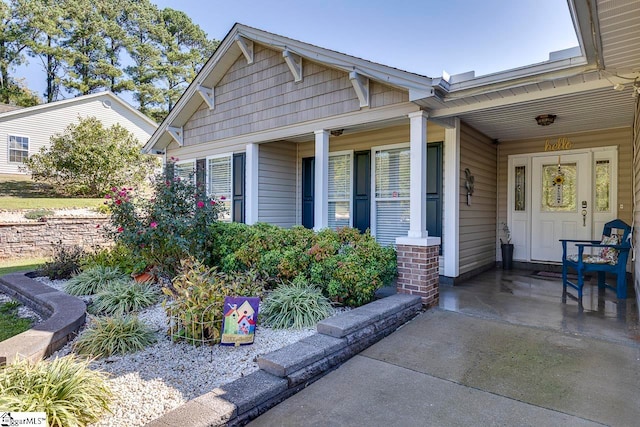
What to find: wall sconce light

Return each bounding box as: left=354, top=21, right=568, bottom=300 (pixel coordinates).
left=535, top=114, right=556, bottom=126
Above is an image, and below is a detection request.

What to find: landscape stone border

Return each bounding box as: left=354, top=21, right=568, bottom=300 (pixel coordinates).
left=147, top=293, right=422, bottom=427
left=0, top=272, right=86, bottom=365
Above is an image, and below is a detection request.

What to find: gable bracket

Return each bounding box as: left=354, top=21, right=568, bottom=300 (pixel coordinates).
left=349, top=71, right=369, bottom=108
left=235, top=35, right=254, bottom=64
left=283, top=50, right=303, bottom=82
left=196, top=84, right=215, bottom=110
left=167, top=126, right=183, bottom=147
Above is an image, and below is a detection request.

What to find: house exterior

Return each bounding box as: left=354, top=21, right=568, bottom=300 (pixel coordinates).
left=145, top=1, right=640, bottom=310
left=0, top=91, right=157, bottom=175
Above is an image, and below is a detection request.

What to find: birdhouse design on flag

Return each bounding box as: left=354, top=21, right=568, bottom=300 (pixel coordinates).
left=220, top=296, right=260, bottom=346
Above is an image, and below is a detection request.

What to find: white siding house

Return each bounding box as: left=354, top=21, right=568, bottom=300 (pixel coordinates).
left=0, top=91, right=157, bottom=175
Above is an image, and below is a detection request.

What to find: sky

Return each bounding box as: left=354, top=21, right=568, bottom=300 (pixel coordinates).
left=17, top=0, right=579, bottom=102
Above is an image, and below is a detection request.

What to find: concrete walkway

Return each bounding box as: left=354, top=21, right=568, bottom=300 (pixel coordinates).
left=249, top=270, right=640, bottom=426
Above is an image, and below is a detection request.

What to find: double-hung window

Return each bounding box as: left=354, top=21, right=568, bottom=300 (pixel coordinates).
left=328, top=152, right=352, bottom=230
left=8, top=135, right=29, bottom=163
left=207, top=154, right=232, bottom=222
left=174, top=160, right=196, bottom=185
left=374, top=145, right=410, bottom=246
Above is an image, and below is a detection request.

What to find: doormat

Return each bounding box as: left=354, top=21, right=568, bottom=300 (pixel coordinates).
left=530, top=271, right=591, bottom=281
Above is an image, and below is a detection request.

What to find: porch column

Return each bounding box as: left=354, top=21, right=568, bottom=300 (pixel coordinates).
left=443, top=118, right=460, bottom=277
left=245, top=143, right=259, bottom=225
left=396, top=110, right=440, bottom=308
left=408, top=111, right=428, bottom=238
left=314, top=130, right=329, bottom=230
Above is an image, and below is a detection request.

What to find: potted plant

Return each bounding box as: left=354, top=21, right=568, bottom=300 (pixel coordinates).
left=500, top=222, right=514, bottom=270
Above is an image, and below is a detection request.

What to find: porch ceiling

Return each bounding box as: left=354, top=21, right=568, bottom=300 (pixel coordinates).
left=454, top=85, right=636, bottom=142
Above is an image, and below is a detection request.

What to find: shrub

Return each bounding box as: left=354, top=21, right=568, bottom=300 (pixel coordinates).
left=0, top=355, right=111, bottom=427
left=23, top=116, right=157, bottom=197
left=74, top=316, right=156, bottom=357
left=206, top=223, right=397, bottom=307
left=36, top=244, right=84, bottom=280
left=23, top=209, right=54, bottom=220
left=261, top=281, right=334, bottom=329
left=91, top=281, right=159, bottom=316
left=163, top=258, right=265, bottom=345
left=105, top=160, right=223, bottom=276
left=81, top=243, right=147, bottom=275
left=64, top=266, right=129, bottom=296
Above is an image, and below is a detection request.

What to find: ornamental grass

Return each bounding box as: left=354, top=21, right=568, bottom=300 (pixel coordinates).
left=73, top=316, right=156, bottom=357
left=0, top=355, right=111, bottom=427
left=261, top=281, right=334, bottom=329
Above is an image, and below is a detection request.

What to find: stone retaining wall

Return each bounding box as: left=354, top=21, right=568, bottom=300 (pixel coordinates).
left=147, top=294, right=423, bottom=427
left=0, top=217, right=110, bottom=260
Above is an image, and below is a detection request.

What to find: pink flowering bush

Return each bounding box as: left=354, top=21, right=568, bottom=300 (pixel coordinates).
left=105, top=160, right=224, bottom=276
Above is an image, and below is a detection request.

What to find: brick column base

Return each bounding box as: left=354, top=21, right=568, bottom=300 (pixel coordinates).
left=396, top=241, right=440, bottom=308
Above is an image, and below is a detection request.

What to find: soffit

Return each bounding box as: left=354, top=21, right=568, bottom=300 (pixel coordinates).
left=598, top=0, right=640, bottom=72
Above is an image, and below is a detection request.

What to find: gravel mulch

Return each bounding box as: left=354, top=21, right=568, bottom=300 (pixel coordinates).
left=33, top=276, right=318, bottom=427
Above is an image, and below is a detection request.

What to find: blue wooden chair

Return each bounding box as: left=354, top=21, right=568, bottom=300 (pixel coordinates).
left=560, top=219, right=631, bottom=301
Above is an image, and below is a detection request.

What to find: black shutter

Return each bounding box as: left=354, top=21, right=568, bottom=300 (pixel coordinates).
left=353, top=151, right=371, bottom=233
left=232, top=153, right=245, bottom=223
left=302, top=157, right=315, bottom=229
left=426, top=142, right=443, bottom=253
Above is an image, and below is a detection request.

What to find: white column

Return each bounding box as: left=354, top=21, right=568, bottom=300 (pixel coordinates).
left=444, top=118, right=461, bottom=277
left=245, top=143, right=259, bottom=225
left=314, top=130, right=329, bottom=230
left=407, top=111, right=428, bottom=238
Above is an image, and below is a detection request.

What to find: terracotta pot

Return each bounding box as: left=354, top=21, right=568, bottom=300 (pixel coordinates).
left=131, top=271, right=155, bottom=283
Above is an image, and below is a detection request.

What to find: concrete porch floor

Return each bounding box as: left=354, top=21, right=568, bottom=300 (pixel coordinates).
left=249, top=269, right=640, bottom=426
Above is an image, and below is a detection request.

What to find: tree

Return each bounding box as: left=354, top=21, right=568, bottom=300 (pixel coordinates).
left=23, top=116, right=157, bottom=196
left=157, top=8, right=218, bottom=113
left=0, top=0, right=40, bottom=103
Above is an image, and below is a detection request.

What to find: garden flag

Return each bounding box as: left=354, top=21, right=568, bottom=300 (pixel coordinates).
left=220, top=296, right=260, bottom=346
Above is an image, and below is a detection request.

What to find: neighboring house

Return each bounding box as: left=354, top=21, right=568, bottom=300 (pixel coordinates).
left=0, top=91, right=157, bottom=175
left=144, top=1, right=640, bottom=308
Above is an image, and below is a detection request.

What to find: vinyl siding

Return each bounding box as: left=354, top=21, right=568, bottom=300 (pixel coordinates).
left=497, top=127, right=633, bottom=258
left=258, top=141, right=297, bottom=227
left=459, top=123, right=498, bottom=275
left=0, top=94, right=155, bottom=175
left=181, top=44, right=409, bottom=146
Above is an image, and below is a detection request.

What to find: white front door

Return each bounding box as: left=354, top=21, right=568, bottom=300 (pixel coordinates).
left=530, top=152, right=592, bottom=262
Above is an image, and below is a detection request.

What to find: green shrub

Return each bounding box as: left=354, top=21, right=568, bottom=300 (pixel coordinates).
left=163, top=258, right=265, bottom=345
left=206, top=223, right=397, bottom=307
left=73, top=316, right=156, bottom=357
left=91, top=281, right=159, bottom=316
left=36, top=244, right=85, bottom=280
left=0, top=301, right=33, bottom=341
left=81, top=243, right=147, bottom=275
left=23, top=209, right=54, bottom=220
left=64, top=266, right=129, bottom=296
left=261, top=281, right=334, bottom=329
left=0, top=355, right=111, bottom=427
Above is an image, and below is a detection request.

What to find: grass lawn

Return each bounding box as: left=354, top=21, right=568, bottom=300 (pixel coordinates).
left=0, top=174, right=103, bottom=210
left=0, top=258, right=47, bottom=276
left=0, top=301, right=32, bottom=341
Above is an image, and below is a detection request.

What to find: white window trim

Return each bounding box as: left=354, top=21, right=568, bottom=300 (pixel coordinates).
left=174, top=159, right=196, bottom=186
left=206, top=153, right=234, bottom=222
left=8, top=134, right=29, bottom=164
left=370, top=142, right=410, bottom=240
left=328, top=150, right=354, bottom=229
